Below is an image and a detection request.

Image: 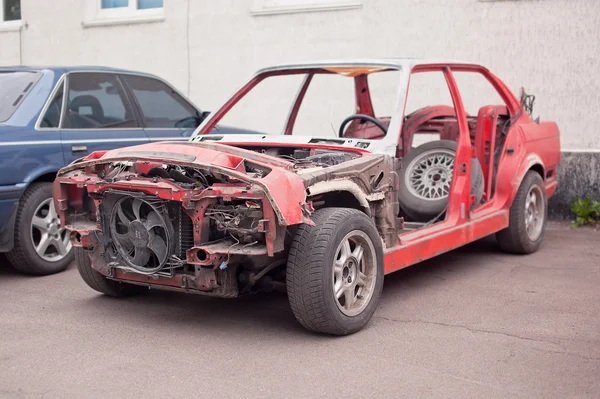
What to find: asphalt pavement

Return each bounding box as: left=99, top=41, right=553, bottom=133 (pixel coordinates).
left=1, top=222, right=599, bottom=398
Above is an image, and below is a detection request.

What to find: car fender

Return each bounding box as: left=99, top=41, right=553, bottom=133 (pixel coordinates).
left=22, top=165, right=62, bottom=186
left=511, top=152, right=545, bottom=203
left=306, top=179, right=372, bottom=216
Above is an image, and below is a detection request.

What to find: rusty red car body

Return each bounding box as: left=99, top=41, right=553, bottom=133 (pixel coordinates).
left=53, top=59, right=560, bottom=335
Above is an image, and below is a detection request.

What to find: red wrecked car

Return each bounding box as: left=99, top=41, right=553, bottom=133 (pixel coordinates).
left=54, top=59, right=560, bottom=335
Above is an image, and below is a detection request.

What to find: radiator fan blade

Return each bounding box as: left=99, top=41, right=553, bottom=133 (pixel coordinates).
left=147, top=234, right=167, bottom=262
left=145, top=210, right=163, bottom=230
left=132, top=199, right=143, bottom=220
left=114, top=231, right=134, bottom=251
left=132, top=247, right=151, bottom=266
left=117, top=203, right=133, bottom=226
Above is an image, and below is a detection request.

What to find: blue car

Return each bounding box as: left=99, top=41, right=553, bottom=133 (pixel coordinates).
left=0, top=66, right=213, bottom=275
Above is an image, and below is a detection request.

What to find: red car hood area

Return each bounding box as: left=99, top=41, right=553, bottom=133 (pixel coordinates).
left=54, top=141, right=314, bottom=229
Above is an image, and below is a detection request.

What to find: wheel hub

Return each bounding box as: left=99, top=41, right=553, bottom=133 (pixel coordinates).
left=128, top=221, right=150, bottom=247
left=48, top=222, right=59, bottom=236
left=427, top=168, right=448, bottom=185
left=343, top=258, right=358, bottom=285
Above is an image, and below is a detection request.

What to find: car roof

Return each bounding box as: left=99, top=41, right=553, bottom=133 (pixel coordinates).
left=0, top=65, right=158, bottom=78
left=257, top=58, right=479, bottom=73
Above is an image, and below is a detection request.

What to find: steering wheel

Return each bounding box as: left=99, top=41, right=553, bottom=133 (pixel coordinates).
left=338, top=114, right=388, bottom=138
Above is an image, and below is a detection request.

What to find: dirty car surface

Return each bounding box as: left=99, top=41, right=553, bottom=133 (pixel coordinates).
left=54, top=59, right=561, bottom=335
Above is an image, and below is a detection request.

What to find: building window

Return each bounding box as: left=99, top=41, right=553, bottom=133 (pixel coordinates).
left=84, top=0, right=164, bottom=27
left=251, top=0, right=362, bottom=16
left=2, top=0, right=20, bottom=20
left=100, top=0, right=163, bottom=10
left=0, top=0, right=22, bottom=31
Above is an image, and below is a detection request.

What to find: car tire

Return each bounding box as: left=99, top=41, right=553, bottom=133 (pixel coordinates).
left=75, top=248, right=148, bottom=297
left=6, top=183, right=73, bottom=275
left=496, top=171, right=547, bottom=254
left=398, top=140, right=484, bottom=222
left=286, top=208, right=384, bottom=335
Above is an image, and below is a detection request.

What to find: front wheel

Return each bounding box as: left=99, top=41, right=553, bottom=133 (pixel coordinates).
left=286, top=208, right=384, bottom=335
left=6, top=183, right=73, bottom=275
left=496, top=171, right=547, bottom=254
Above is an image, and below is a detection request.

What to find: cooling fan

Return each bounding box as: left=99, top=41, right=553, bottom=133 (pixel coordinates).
left=109, top=196, right=173, bottom=273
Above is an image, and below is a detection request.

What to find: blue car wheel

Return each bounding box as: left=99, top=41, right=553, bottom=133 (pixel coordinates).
left=6, top=183, right=74, bottom=275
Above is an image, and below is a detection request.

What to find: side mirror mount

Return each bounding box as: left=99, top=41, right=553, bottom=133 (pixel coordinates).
left=518, top=87, right=536, bottom=117
left=198, top=110, right=211, bottom=124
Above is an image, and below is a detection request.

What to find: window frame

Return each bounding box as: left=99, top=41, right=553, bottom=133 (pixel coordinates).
left=59, top=71, right=142, bottom=131
left=251, top=0, right=362, bottom=16
left=37, top=77, right=65, bottom=130
left=0, top=0, right=22, bottom=32
left=447, top=65, right=519, bottom=116
left=119, top=74, right=201, bottom=130
left=451, top=69, right=511, bottom=117
left=36, top=74, right=66, bottom=131
left=83, top=0, right=164, bottom=28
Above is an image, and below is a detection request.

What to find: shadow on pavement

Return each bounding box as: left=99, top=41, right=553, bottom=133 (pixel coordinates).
left=0, top=254, right=75, bottom=277
left=382, top=234, right=502, bottom=293
left=74, top=235, right=504, bottom=337
left=0, top=254, right=15, bottom=275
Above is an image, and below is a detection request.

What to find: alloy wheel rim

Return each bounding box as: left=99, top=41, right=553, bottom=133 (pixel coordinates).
left=332, top=230, right=377, bottom=317
left=525, top=185, right=545, bottom=241
left=30, top=198, right=72, bottom=262
left=406, top=148, right=455, bottom=201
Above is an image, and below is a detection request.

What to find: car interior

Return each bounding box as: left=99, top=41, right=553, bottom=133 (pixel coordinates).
left=342, top=103, right=509, bottom=199
left=63, top=74, right=137, bottom=129
left=335, top=70, right=511, bottom=211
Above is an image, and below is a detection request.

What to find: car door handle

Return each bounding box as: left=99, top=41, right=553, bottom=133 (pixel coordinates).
left=71, top=145, right=88, bottom=153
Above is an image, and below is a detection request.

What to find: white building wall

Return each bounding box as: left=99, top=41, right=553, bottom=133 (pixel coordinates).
left=1, top=0, right=599, bottom=150
left=0, top=29, right=20, bottom=65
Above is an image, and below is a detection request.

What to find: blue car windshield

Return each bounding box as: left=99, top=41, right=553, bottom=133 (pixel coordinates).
left=0, top=71, right=42, bottom=122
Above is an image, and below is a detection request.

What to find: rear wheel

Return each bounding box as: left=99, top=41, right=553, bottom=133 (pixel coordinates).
left=286, top=208, right=384, bottom=335
left=75, top=248, right=148, bottom=297
left=496, top=171, right=547, bottom=254
left=6, top=183, right=73, bottom=275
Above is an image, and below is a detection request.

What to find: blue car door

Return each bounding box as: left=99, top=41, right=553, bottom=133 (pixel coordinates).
left=119, top=74, right=203, bottom=143
left=59, top=72, right=149, bottom=165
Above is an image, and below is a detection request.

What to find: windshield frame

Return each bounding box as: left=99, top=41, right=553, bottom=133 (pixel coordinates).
left=192, top=63, right=406, bottom=146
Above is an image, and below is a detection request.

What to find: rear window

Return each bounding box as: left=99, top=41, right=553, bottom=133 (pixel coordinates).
left=0, top=71, right=42, bottom=122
